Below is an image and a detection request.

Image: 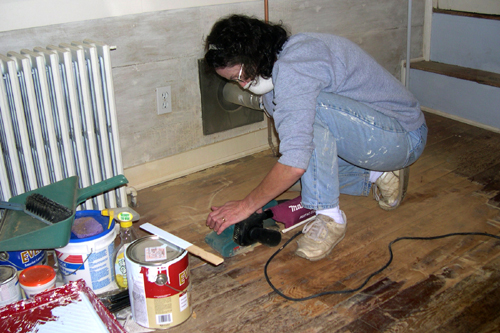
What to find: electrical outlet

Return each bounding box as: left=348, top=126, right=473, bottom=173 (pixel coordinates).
left=156, top=86, right=172, bottom=115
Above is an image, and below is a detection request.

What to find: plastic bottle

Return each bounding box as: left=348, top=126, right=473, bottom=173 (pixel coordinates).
left=103, top=207, right=140, bottom=290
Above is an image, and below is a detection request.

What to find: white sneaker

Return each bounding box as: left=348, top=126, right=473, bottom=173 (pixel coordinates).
left=295, top=213, right=347, bottom=261
left=373, top=167, right=409, bottom=210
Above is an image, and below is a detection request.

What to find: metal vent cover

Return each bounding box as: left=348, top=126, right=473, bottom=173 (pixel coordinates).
left=198, top=59, right=264, bottom=135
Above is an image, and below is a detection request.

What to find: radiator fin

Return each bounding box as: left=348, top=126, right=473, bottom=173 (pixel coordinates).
left=0, top=40, right=126, bottom=210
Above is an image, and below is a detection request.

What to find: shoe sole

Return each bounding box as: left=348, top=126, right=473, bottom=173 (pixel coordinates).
left=379, top=166, right=410, bottom=211
left=295, top=232, right=346, bottom=261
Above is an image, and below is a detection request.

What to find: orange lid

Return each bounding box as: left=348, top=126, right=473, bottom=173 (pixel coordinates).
left=19, top=265, right=56, bottom=287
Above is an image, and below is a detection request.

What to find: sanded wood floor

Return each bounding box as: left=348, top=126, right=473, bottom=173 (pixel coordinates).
left=134, top=112, right=500, bottom=332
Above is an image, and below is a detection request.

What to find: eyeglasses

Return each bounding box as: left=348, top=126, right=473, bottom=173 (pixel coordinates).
left=234, top=64, right=245, bottom=83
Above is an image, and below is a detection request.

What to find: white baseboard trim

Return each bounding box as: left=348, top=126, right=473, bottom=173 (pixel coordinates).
left=422, top=106, right=500, bottom=134
left=124, top=128, right=277, bottom=190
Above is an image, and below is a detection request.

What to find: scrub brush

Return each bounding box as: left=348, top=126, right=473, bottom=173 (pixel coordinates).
left=0, top=193, right=73, bottom=225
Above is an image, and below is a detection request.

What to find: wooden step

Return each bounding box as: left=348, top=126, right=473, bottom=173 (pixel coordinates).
left=434, top=8, right=500, bottom=21
left=410, top=60, right=500, bottom=88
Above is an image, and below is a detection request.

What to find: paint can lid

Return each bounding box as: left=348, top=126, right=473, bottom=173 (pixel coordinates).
left=0, top=266, right=17, bottom=283
left=19, top=265, right=56, bottom=287
left=126, top=236, right=184, bottom=266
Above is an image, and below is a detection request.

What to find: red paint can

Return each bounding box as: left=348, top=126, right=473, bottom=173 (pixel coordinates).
left=125, top=236, right=191, bottom=329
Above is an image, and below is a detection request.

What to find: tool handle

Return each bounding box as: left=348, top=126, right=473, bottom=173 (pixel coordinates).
left=0, top=201, right=24, bottom=211
left=76, top=175, right=128, bottom=204
left=0, top=200, right=52, bottom=226
left=186, top=244, right=224, bottom=266
left=249, top=228, right=281, bottom=247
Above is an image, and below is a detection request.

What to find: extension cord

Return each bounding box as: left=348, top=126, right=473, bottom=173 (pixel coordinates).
left=264, top=231, right=500, bottom=301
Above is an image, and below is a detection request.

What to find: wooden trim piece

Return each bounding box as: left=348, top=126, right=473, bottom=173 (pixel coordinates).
left=140, top=223, right=224, bottom=266
left=410, top=61, right=500, bottom=88
left=433, top=8, right=500, bottom=21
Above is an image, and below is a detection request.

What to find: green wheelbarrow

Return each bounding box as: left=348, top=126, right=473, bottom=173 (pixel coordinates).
left=0, top=175, right=128, bottom=251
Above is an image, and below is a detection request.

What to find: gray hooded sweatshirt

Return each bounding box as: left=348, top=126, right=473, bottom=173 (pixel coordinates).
left=262, top=33, right=425, bottom=170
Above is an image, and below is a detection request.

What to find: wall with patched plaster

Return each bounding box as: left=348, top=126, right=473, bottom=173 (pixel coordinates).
left=0, top=0, right=425, bottom=182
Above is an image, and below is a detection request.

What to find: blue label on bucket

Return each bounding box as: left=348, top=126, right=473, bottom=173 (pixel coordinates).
left=0, top=250, right=46, bottom=271
left=88, top=247, right=111, bottom=290
left=108, top=242, right=115, bottom=283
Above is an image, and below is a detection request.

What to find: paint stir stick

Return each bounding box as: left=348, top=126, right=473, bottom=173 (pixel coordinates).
left=140, top=223, right=224, bottom=266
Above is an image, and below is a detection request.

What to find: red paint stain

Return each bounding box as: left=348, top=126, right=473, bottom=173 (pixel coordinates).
left=0, top=279, right=125, bottom=333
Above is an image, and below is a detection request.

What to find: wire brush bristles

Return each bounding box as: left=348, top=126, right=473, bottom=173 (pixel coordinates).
left=25, top=193, right=73, bottom=223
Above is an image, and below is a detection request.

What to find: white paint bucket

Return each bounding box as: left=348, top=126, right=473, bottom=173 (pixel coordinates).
left=125, top=236, right=191, bottom=329
left=55, top=210, right=117, bottom=294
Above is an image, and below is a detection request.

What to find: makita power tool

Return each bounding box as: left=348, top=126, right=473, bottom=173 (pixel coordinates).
left=205, top=196, right=314, bottom=257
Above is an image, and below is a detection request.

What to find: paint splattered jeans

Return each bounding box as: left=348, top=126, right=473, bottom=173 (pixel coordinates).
left=301, top=92, right=428, bottom=211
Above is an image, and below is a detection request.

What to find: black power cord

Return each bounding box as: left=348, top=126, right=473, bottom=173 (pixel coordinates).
left=264, top=230, right=500, bottom=301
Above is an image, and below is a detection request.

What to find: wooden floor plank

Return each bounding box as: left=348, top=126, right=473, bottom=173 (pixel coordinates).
left=133, top=112, right=500, bottom=332
left=292, top=235, right=500, bottom=332
left=282, top=181, right=496, bottom=307
left=262, top=177, right=482, bottom=292
left=387, top=247, right=500, bottom=333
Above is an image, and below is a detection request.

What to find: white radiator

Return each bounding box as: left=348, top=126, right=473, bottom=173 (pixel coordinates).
left=0, top=39, right=126, bottom=210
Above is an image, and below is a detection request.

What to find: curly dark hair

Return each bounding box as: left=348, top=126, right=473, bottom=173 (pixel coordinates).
left=204, top=14, right=289, bottom=80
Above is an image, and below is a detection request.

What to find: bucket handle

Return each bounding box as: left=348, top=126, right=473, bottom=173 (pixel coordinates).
left=60, top=249, right=93, bottom=276
left=155, top=273, right=191, bottom=293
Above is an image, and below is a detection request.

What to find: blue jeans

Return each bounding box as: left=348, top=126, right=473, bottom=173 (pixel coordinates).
left=301, top=92, right=427, bottom=210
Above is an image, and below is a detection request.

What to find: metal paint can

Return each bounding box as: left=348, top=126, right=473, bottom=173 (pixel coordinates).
left=0, top=266, right=22, bottom=307
left=125, top=236, right=191, bottom=329
left=0, top=250, right=47, bottom=271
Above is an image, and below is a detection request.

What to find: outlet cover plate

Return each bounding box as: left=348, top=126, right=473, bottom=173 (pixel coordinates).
left=157, top=86, right=172, bottom=115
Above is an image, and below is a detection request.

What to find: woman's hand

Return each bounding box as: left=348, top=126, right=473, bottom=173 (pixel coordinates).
left=206, top=200, right=253, bottom=235
left=205, top=162, right=305, bottom=235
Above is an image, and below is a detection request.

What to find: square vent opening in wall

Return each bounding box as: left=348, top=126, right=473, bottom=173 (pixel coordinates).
left=198, top=59, right=264, bottom=135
